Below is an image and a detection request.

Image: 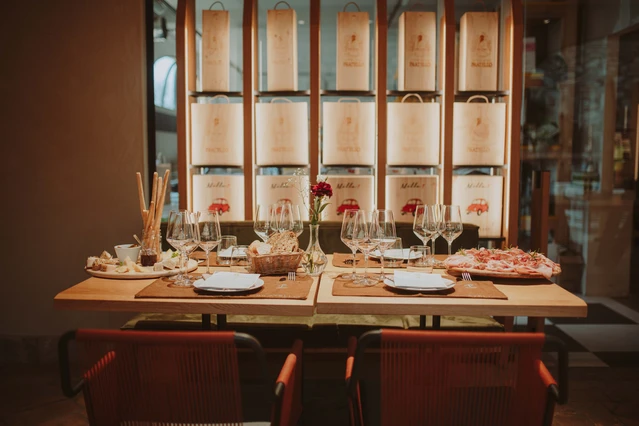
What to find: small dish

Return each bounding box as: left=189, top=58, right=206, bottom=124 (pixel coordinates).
left=114, top=244, right=141, bottom=262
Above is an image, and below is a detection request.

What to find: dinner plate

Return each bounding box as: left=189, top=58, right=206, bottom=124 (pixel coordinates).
left=383, top=277, right=455, bottom=292
left=370, top=249, right=421, bottom=260
left=194, top=278, right=264, bottom=293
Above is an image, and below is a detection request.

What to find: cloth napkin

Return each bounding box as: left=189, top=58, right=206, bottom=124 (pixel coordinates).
left=194, top=271, right=260, bottom=290
left=392, top=270, right=448, bottom=290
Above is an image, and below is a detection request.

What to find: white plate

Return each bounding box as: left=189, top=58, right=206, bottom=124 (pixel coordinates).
left=383, top=277, right=455, bottom=292
left=86, top=259, right=199, bottom=280
left=370, top=249, right=421, bottom=260
left=194, top=278, right=264, bottom=293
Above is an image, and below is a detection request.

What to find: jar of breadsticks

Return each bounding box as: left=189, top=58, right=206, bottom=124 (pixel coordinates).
left=137, top=170, right=169, bottom=265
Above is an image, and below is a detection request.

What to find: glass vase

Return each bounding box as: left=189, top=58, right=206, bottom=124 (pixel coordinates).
left=302, top=224, right=327, bottom=276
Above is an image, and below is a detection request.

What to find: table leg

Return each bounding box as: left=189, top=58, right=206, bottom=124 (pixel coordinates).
left=201, top=314, right=211, bottom=330
left=432, top=316, right=441, bottom=329
left=217, top=314, right=227, bottom=330
left=494, top=316, right=514, bottom=332
left=526, top=317, right=545, bottom=332
left=420, top=315, right=426, bottom=329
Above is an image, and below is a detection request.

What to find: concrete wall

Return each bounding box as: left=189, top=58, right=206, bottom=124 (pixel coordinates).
left=0, top=0, right=147, bottom=338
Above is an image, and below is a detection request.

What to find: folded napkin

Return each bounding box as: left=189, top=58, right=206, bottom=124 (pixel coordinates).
left=194, top=271, right=260, bottom=290
left=392, top=270, right=448, bottom=290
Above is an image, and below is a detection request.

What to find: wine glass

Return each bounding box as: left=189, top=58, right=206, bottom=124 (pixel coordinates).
left=254, top=205, right=273, bottom=242
left=424, top=204, right=442, bottom=256
left=370, top=210, right=396, bottom=281
left=181, top=211, right=200, bottom=283
left=351, top=211, right=378, bottom=287
left=340, top=209, right=360, bottom=280
left=413, top=205, right=435, bottom=246
left=290, top=205, right=304, bottom=237
left=165, top=210, right=190, bottom=286
left=269, top=203, right=282, bottom=234
left=441, top=205, right=463, bottom=256
left=198, top=210, right=221, bottom=275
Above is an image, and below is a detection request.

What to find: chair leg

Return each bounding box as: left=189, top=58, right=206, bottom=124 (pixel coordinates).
left=420, top=315, right=427, bottom=329
left=432, top=316, right=441, bottom=329
left=217, top=314, right=227, bottom=330
left=201, top=314, right=211, bottom=330
left=527, top=317, right=545, bottom=332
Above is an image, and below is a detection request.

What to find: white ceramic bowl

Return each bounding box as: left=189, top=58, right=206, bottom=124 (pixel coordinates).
left=114, top=244, right=141, bottom=263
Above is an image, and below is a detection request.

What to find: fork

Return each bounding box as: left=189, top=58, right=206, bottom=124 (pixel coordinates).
left=287, top=271, right=296, bottom=281
left=462, top=272, right=472, bottom=281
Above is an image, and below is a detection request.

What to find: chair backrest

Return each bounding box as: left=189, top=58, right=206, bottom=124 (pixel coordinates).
left=350, top=330, right=550, bottom=426
left=69, top=329, right=266, bottom=426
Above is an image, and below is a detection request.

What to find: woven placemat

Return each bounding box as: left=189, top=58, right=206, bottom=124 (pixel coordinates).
left=135, top=274, right=313, bottom=300
left=332, top=253, right=407, bottom=269
left=331, top=274, right=507, bottom=300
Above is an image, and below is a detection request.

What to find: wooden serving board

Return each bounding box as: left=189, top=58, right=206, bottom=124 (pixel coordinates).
left=85, top=259, right=199, bottom=280
left=446, top=267, right=558, bottom=280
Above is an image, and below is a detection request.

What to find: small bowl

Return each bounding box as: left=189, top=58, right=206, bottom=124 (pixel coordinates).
left=114, top=244, right=141, bottom=263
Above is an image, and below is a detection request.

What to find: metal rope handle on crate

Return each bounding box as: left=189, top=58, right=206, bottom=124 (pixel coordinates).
left=208, top=94, right=230, bottom=104
left=466, top=95, right=490, bottom=104
left=401, top=93, right=424, bottom=103
left=270, top=97, right=293, bottom=103
left=337, top=97, right=361, bottom=103
left=343, top=2, right=361, bottom=12
left=209, top=1, right=225, bottom=10
left=273, top=1, right=292, bottom=9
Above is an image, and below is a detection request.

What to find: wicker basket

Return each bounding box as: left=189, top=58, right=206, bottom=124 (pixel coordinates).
left=247, top=250, right=304, bottom=275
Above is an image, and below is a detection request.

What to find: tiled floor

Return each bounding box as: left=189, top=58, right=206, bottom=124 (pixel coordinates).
left=1, top=296, right=639, bottom=425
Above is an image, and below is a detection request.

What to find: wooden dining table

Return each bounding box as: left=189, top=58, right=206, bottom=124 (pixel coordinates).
left=55, top=254, right=587, bottom=331
left=318, top=254, right=588, bottom=331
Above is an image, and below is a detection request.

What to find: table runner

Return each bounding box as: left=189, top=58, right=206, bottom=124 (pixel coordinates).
left=331, top=274, right=507, bottom=300
left=332, top=253, right=407, bottom=269
left=135, top=274, right=313, bottom=300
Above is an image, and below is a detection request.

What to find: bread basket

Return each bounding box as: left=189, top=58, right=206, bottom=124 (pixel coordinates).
left=247, top=250, right=304, bottom=275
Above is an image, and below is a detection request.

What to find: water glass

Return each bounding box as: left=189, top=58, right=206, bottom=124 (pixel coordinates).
left=230, top=245, right=250, bottom=273
left=408, top=245, right=432, bottom=268
left=382, top=238, right=403, bottom=268
left=217, top=235, right=237, bottom=265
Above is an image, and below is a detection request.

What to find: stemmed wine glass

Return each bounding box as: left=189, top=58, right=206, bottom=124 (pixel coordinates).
left=413, top=205, right=435, bottom=246
left=424, top=205, right=442, bottom=256
left=440, top=205, right=463, bottom=256
left=166, top=210, right=197, bottom=286
left=182, top=211, right=201, bottom=283
left=340, top=209, right=360, bottom=280
left=198, top=210, right=221, bottom=275
left=254, top=204, right=273, bottom=242
left=352, top=211, right=379, bottom=287
left=370, top=209, right=396, bottom=281
left=280, top=204, right=304, bottom=237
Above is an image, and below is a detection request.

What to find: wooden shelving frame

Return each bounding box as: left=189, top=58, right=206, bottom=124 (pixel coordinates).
left=176, top=0, right=524, bottom=246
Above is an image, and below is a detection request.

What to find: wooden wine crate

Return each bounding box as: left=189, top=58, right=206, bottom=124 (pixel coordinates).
left=255, top=99, right=308, bottom=166
left=255, top=175, right=310, bottom=220
left=452, top=174, right=504, bottom=237
left=336, top=9, right=370, bottom=90
left=323, top=175, right=374, bottom=221
left=201, top=9, right=230, bottom=91
left=267, top=6, right=298, bottom=91
left=458, top=12, right=499, bottom=91
left=322, top=100, right=375, bottom=166
left=387, top=95, right=440, bottom=166
left=191, top=100, right=243, bottom=166
left=398, top=11, right=437, bottom=91
left=192, top=174, right=244, bottom=221
left=452, top=96, right=505, bottom=166
left=385, top=175, right=439, bottom=223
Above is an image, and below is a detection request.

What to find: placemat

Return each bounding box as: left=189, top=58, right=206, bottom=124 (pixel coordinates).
left=331, top=274, right=507, bottom=300
left=332, top=253, right=407, bottom=269
left=135, top=274, right=313, bottom=300
left=190, top=251, right=228, bottom=267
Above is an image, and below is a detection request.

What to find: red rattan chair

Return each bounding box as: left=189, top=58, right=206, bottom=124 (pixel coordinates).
left=345, top=330, right=567, bottom=426
left=59, top=329, right=302, bottom=426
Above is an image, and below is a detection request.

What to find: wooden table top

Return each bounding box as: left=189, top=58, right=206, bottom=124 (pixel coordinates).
left=55, top=255, right=586, bottom=319
left=318, top=255, right=588, bottom=318
left=54, top=265, right=320, bottom=316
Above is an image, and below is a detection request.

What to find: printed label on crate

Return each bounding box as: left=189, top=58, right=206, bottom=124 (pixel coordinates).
left=322, top=176, right=374, bottom=221
left=192, top=175, right=244, bottom=221
left=452, top=175, right=503, bottom=237
left=255, top=175, right=310, bottom=220
left=385, top=175, right=439, bottom=223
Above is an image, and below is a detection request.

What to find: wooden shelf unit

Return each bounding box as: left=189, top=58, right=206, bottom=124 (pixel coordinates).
left=176, top=0, right=524, bottom=246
